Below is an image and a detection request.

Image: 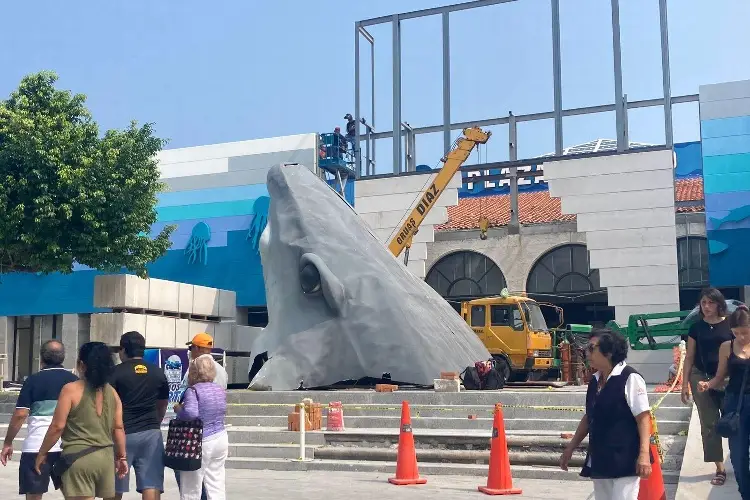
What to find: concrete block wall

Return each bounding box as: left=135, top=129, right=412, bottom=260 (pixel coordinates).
left=545, top=150, right=680, bottom=381
left=93, top=275, right=236, bottom=319
left=355, top=172, right=463, bottom=278
left=545, top=150, right=681, bottom=323
left=89, top=312, right=237, bottom=351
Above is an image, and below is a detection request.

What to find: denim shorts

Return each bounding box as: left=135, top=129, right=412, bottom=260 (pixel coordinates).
left=115, top=429, right=165, bottom=494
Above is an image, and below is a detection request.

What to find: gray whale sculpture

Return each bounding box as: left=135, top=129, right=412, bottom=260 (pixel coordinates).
left=248, top=163, right=490, bottom=390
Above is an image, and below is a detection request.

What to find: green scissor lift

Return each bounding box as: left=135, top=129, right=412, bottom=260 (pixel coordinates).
left=606, top=310, right=695, bottom=351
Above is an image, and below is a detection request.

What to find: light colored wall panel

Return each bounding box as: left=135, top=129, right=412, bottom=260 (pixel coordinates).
left=145, top=316, right=176, bottom=347
left=576, top=207, right=676, bottom=232
left=700, top=98, right=750, bottom=121
left=178, top=283, right=194, bottom=315
left=398, top=242, right=427, bottom=261
left=175, top=319, right=190, bottom=346
left=193, top=286, right=220, bottom=317
left=699, top=80, right=750, bottom=103
left=589, top=246, right=676, bottom=269
left=227, top=149, right=316, bottom=172
left=598, top=266, right=679, bottom=287
left=359, top=207, right=449, bottom=230
left=90, top=313, right=147, bottom=346
left=544, top=149, right=674, bottom=180
left=406, top=260, right=426, bottom=279
left=218, top=290, right=237, bottom=319
left=188, top=320, right=215, bottom=337
left=585, top=226, right=678, bottom=251
left=607, top=285, right=681, bottom=307
left=373, top=226, right=435, bottom=245
left=213, top=322, right=232, bottom=349
left=147, top=279, right=180, bottom=313
left=157, top=133, right=316, bottom=166
left=355, top=190, right=459, bottom=215
left=561, top=188, right=675, bottom=215
left=548, top=169, right=674, bottom=197
left=159, top=157, right=228, bottom=179
left=356, top=172, right=462, bottom=198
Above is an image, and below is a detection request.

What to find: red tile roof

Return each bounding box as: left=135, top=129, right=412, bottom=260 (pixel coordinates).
left=437, top=177, right=704, bottom=231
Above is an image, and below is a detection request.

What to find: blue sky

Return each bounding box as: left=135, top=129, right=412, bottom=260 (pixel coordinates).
left=1, top=0, right=748, bottom=174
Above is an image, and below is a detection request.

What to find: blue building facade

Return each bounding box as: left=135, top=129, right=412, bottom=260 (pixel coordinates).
left=0, top=133, right=358, bottom=316
left=699, top=80, right=750, bottom=288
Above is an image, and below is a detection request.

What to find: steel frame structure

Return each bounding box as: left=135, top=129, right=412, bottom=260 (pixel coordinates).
left=353, top=0, right=697, bottom=178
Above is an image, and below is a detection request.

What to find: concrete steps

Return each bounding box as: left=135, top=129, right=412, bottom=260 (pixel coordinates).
left=0, top=388, right=690, bottom=482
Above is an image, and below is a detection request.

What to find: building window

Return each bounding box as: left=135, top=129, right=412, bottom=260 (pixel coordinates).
left=426, top=251, right=507, bottom=300
left=490, top=305, right=524, bottom=330
left=677, top=236, right=709, bottom=289
left=470, top=305, right=486, bottom=327
left=526, top=244, right=603, bottom=297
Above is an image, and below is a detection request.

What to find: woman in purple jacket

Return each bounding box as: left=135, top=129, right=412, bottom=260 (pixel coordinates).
left=174, top=354, right=228, bottom=500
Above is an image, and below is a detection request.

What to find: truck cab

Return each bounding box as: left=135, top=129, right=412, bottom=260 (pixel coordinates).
left=461, top=291, right=553, bottom=381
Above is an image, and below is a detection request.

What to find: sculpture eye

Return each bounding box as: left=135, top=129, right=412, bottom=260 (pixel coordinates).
left=300, top=263, right=321, bottom=294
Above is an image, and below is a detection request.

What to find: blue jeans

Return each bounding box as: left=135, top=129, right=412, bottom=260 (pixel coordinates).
left=174, top=469, right=207, bottom=500
left=725, top=392, right=750, bottom=499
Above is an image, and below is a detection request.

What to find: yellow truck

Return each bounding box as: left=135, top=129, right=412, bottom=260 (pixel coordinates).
left=460, top=290, right=554, bottom=382
left=387, top=127, right=553, bottom=381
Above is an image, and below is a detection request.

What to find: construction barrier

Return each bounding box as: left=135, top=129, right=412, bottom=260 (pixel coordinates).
left=388, top=401, right=427, bottom=486
left=638, top=419, right=667, bottom=500
left=478, top=404, right=522, bottom=496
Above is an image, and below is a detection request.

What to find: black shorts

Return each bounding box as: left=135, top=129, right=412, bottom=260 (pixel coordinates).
left=19, top=451, right=61, bottom=495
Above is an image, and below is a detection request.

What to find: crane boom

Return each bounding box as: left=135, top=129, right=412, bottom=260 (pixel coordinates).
left=388, top=127, right=492, bottom=259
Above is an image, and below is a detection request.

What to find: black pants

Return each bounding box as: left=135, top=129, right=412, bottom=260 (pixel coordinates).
left=174, top=469, right=207, bottom=500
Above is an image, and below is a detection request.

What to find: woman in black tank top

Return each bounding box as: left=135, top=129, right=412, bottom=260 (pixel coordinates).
left=699, top=305, right=750, bottom=499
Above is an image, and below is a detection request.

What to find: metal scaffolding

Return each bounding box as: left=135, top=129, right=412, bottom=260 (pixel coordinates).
left=353, top=0, right=695, bottom=179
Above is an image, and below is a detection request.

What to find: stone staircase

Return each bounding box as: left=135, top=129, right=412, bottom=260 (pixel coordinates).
left=0, top=387, right=690, bottom=483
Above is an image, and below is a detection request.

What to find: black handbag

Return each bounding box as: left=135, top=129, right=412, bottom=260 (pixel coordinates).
left=164, top=388, right=204, bottom=471
left=715, top=350, right=750, bottom=439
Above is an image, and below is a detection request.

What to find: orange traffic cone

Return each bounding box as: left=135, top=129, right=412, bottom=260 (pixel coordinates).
left=638, top=420, right=666, bottom=500
left=388, top=401, right=427, bottom=486
left=478, top=404, right=522, bottom=496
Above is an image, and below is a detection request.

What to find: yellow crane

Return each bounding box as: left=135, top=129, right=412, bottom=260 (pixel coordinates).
left=388, top=126, right=491, bottom=265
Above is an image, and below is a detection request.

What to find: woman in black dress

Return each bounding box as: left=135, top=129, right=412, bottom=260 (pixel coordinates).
left=682, top=287, right=733, bottom=486
left=699, top=305, right=750, bottom=499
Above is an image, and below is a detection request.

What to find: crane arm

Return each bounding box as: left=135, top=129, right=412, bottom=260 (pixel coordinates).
left=388, top=126, right=491, bottom=259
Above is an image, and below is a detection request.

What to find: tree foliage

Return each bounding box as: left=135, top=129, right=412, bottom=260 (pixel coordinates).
left=0, top=71, right=174, bottom=277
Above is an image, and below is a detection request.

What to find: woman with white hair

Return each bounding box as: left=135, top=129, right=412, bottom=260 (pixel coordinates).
left=173, top=354, right=228, bottom=500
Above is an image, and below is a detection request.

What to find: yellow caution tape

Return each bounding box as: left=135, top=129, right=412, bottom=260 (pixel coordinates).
left=647, top=341, right=686, bottom=464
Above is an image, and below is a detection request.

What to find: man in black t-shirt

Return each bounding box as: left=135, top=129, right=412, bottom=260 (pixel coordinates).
left=111, top=331, right=169, bottom=500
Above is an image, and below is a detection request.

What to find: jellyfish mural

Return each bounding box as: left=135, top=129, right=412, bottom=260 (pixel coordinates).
left=247, top=196, right=270, bottom=253
left=185, top=221, right=211, bottom=265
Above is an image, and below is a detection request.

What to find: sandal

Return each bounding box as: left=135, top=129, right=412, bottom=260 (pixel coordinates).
left=711, top=471, right=727, bottom=486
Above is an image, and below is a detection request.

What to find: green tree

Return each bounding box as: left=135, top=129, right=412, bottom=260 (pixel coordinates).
left=0, top=71, right=174, bottom=277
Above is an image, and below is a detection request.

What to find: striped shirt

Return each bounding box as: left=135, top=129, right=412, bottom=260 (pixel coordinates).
left=16, top=366, right=79, bottom=453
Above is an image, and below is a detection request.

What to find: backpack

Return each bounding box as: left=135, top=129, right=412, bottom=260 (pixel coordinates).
left=460, top=366, right=482, bottom=390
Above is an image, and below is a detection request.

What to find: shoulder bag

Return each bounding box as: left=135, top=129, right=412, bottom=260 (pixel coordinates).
left=50, top=444, right=112, bottom=490
left=715, top=346, right=750, bottom=438
left=697, top=325, right=728, bottom=405
left=164, top=387, right=204, bottom=471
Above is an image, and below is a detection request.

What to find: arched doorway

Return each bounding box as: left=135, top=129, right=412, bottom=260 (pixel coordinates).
left=426, top=250, right=507, bottom=311
left=526, top=244, right=612, bottom=326
left=677, top=236, right=741, bottom=309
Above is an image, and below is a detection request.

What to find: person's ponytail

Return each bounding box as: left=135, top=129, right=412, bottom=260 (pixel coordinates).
left=729, top=304, right=750, bottom=329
